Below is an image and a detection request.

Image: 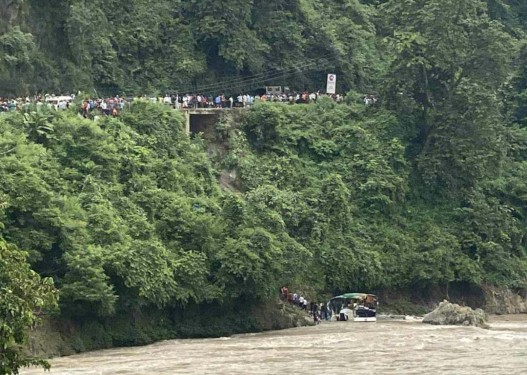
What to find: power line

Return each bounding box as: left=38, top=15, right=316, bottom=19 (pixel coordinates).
left=170, top=55, right=338, bottom=94
left=172, top=62, right=332, bottom=95
left=186, top=59, right=334, bottom=93
left=196, top=62, right=334, bottom=94
left=182, top=55, right=336, bottom=92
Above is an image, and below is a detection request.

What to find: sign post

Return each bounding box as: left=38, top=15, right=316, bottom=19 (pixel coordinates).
left=326, top=74, right=337, bottom=94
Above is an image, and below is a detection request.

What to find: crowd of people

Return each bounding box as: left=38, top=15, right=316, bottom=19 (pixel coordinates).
left=0, top=91, right=347, bottom=113
left=0, top=94, right=132, bottom=118
left=80, top=97, right=128, bottom=118
left=280, top=286, right=331, bottom=324
left=0, top=94, right=74, bottom=112
left=0, top=90, right=369, bottom=119
left=174, top=91, right=345, bottom=109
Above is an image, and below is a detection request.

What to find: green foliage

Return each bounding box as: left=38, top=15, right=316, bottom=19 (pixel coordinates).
left=0, top=237, right=58, bottom=375
left=380, top=0, right=516, bottom=194
left=0, top=103, right=227, bottom=318
left=0, top=0, right=385, bottom=95
left=0, top=101, right=318, bottom=328
left=225, top=88, right=527, bottom=296
left=243, top=103, right=283, bottom=152
left=0, top=25, right=38, bottom=95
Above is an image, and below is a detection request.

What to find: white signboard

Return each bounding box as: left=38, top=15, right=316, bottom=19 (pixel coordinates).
left=326, top=74, right=337, bottom=94
left=265, top=86, right=282, bottom=95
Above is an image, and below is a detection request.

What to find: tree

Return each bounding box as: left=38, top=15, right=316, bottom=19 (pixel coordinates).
left=381, top=0, right=514, bottom=109
left=380, top=0, right=516, bottom=193
left=64, top=2, right=120, bottom=91
left=297, top=0, right=381, bottom=91
left=0, top=26, right=36, bottom=95
left=0, top=237, right=58, bottom=375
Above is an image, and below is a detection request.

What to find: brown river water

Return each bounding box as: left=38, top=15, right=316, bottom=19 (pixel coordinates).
left=21, top=315, right=527, bottom=375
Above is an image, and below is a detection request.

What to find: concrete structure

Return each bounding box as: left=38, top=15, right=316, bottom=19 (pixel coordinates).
left=180, top=108, right=247, bottom=135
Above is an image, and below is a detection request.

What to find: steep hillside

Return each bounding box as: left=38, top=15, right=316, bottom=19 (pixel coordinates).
left=3, top=0, right=527, bottom=367
left=0, top=0, right=380, bottom=95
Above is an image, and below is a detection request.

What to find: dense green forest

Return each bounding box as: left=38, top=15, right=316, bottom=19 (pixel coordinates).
left=3, top=0, right=527, bottom=372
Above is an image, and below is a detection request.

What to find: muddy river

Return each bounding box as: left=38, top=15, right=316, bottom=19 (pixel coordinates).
left=21, top=315, right=527, bottom=375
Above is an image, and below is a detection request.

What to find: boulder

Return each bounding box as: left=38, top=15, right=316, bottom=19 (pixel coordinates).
left=423, top=301, right=488, bottom=328
left=483, top=285, right=527, bottom=314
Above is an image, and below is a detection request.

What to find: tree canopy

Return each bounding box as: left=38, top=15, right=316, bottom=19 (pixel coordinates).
left=0, top=0, right=383, bottom=95
left=0, top=236, right=58, bottom=375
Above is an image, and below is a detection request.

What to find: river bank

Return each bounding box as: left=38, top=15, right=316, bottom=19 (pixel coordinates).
left=377, top=284, right=527, bottom=316
left=28, top=299, right=311, bottom=359
left=28, top=285, right=527, bottom=359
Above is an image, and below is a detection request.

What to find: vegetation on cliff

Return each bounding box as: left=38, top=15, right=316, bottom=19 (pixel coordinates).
left=0, top=237, right=57, bottom=374
left=0, top=0, right=381, bottom=95
left=2, top=0, right=527, bottom=372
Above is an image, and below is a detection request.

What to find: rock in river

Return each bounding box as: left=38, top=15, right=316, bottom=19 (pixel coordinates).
left=423, top=301, right=488, bottom=328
